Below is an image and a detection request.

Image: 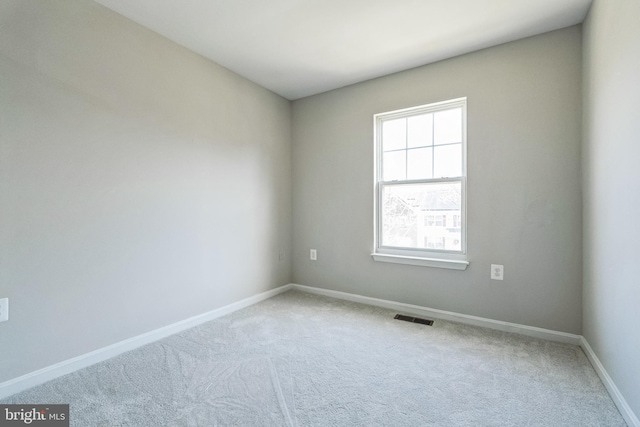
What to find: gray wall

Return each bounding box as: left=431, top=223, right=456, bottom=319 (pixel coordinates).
left=8, top=2, right=637, bottom=415
left=292, top=27, right=583, bottom=334
left=583, top=0, right=640, bottom=417
left=0, top=0, right=291, bottom=382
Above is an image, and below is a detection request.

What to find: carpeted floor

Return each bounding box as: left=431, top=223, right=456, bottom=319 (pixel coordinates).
left=2, top=290, right=627, bottom=426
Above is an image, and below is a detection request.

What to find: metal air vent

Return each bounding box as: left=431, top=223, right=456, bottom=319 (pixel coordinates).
left=394, top=314, right=434, bottom=326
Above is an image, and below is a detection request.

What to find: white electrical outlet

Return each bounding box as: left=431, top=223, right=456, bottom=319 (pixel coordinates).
left=310, top=249, right=317, bottom=261
left=0, top=298, right=8, bottom=322
left=491, top=264, right=504, bottom=281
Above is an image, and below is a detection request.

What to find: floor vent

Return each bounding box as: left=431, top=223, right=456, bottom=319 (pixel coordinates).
left=394, top=314, right=434, bottom=326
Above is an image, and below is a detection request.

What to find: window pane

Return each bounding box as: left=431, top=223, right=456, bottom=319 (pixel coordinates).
left=407, top=114, right=433, bottom=148
left=381, top=185, right=419, bottom=248
left=433, top=144, right=462, bottom=178
left=434, top=107, right=462, bottom=145
left=407, top=147, right=432, bottom=180
left=381, top=182, right=462, bottom=251
left=383, top=151, right=406, bottom=181
left=382, top=118, right=407, bottom=151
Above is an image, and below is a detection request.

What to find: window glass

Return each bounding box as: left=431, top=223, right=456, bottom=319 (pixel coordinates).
left=407, top=114, right=433, bottom=148
left=434, top=108, right=462, bottom=145
left=381, top=182, right=462, bottom=251
left=382, top=118, right=407, bottom=151
left=407, top=148, right=432, bottom=180
left=433, top=144, right=462, bottom=178
left=383, top=151, right=406, bottom=181
left=375, top=98, right=466, bottom=257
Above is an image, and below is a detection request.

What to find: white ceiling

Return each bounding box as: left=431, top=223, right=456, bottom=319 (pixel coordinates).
left=95, top=0, right=592, bottom=100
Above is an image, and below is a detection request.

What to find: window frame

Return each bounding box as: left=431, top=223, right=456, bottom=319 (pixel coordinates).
left=372, top=97, right=469, bottom=270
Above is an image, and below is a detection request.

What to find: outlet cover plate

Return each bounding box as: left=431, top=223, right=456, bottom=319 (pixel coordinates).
left=0, top=298, right=8, bottom=322
left=491, top=264, right=504, bottom=281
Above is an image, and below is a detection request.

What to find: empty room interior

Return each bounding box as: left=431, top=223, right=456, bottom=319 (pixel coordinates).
left=1, top=0, right=639, bottom=425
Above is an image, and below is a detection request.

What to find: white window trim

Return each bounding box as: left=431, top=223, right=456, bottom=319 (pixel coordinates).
left=371, top=253, right=469, bottom=270
left=371, top=97, right=469, bottom=270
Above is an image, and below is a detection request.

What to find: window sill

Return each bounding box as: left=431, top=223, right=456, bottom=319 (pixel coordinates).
left=371, top=253, right=469, bottom=270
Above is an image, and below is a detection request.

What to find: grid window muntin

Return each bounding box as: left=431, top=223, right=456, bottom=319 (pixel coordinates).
left=374, top=98, right=467, bottom=257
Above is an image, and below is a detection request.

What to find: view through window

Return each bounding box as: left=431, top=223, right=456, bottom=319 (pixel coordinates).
left=375, top=98, right=466, bottom=257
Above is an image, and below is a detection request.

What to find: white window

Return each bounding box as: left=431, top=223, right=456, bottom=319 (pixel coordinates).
left=372, top=98, right=468, bottom=270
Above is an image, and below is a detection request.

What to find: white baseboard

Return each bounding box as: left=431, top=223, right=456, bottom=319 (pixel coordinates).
left=293, top=284, right=640, bottom=424
left=0, top=284, right=293, bottom=400
left=580, top=338, right=639, bottom=427
left=4, top=282, right=636, bottom=427
left=292, top=284, right=582, bottom=345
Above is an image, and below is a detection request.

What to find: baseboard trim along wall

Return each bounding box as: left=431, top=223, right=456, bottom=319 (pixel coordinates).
left=2, top=282, right=638, bottom=427
left=292, top=284, right=639, bottom=426
left=580, top=338, right=640, bottom=427
left=292, top=284, right=582, bottom=345
left=0, top=284, right=293, bottom=400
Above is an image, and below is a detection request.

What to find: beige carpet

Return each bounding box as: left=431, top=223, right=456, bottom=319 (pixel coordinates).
left=2, top=290, right=627, bottom=426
